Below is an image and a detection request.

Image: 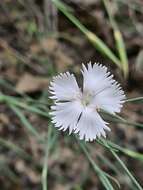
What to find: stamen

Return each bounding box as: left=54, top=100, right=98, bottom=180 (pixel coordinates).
left=80, top=91, right=94, bottom=106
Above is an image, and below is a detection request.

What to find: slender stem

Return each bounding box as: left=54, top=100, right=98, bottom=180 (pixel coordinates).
left=111, top=150, right=143, bottom=190
left=125, top=97, right=143, bottom=103
left=101, top=139, right=143, bottom=190
left=42, top=127, right=52, bottom=190
left=44, top=0, right=58, bottom=33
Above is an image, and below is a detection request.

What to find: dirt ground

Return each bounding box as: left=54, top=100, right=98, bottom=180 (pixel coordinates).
left=0, top=0, right=143, bottom=190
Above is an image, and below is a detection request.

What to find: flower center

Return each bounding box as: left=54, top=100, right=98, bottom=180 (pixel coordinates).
left=81, top=91, right=94, bottom=106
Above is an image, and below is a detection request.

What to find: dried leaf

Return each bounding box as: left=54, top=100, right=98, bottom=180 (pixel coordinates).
left=0, top=113, right=10, bottom=125
left=16, top=73, right=49, bottom=93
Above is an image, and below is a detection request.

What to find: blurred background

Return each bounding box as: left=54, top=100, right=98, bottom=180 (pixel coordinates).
left=0, top=0, right=143, bottom=189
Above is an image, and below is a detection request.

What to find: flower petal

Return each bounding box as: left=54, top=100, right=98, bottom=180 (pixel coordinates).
left=92, top=81, right=125, bottom=114
left=74, top=107, right=110, bottom=141
left=50, top=100, right=83, bottom=134
left=49, top=72, right=80, bottom=101
left=50, top=62, right=126, bottom=141
left=82, top=62, right=112, bottom=93
left=82, top=62, right=125, bottom=114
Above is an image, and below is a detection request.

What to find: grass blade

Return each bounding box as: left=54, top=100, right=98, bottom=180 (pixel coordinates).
left=112, top=150, right=143, bottom=190
left=125, top=97, right=143, bottom=103
left=42, top=126, right=58, bottom=190
left=109, top=141, right=143, bottom=162
left=98, top=139, right=143, bottom=162
left=114, top=29, right=129, bottom=78
left=78, top=140, right=118, bottom=190
left=42, top=127, right=52, bottom=190
left=0, top=137, right=31, bottom=160
left=0, top=160, right=18, bottom=183
left=9, top=105, right=43, bottom=141
left=103, top=0, right=129, bottom=78
left=101, top=140, right=143, bottom=190
left=100, top=109, right=143, bottom=129
left=0, top=93, right=50, bottom=118
left=52, top=0, right=122, bottom=68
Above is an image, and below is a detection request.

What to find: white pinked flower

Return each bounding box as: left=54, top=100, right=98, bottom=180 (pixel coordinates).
left=49, top=62, right=125, bottom=141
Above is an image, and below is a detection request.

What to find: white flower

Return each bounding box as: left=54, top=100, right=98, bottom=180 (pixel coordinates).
left=49, top=62, right=125, bottom=141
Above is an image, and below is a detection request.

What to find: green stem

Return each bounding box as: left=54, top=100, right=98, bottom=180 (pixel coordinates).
left=42, top=128, right=52, bottom=190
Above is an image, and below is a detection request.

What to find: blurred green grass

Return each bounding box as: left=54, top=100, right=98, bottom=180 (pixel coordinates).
left=0, top=0, right=143, bottom=189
